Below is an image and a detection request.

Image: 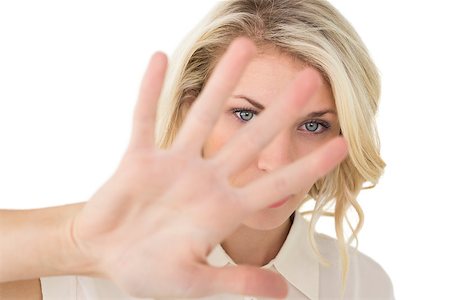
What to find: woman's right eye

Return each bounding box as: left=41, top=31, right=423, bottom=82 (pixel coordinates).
left=233, top=109, right=257, bottom=122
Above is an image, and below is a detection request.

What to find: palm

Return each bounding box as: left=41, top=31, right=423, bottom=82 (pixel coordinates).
left=72, top=38, right=348, bottom=299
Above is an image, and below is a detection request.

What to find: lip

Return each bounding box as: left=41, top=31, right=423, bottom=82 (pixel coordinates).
left=268, top=196, right=290, bottom=208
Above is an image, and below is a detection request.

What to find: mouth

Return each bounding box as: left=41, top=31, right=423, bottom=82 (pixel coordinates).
left=268, top=196, right=291, bottom=209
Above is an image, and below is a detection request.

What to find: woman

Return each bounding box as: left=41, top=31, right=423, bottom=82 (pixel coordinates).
left=152, top=0, right=391, bottom=298
left=4, top=0, right=393, bottom=299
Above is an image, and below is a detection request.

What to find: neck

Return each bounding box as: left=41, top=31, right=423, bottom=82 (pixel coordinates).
left=221, top=214, right=294, bottom=267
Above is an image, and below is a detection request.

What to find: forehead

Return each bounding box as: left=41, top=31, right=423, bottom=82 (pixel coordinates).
left=231, top=49, right=335, bottom=110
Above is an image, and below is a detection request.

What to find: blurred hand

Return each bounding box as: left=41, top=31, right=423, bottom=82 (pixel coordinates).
left=70, top=37, right=348, bottom=299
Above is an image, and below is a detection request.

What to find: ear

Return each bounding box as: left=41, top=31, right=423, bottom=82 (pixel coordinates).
left=179, top=95, right=197, bottom=120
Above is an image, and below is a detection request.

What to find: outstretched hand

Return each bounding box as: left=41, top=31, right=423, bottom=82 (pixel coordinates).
left=70, top=37, right=348, bottom=299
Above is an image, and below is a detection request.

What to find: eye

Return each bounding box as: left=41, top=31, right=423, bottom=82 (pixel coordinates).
left=299, top=120, right=330, bottom=134
left=232, top=108, right=257, bottom=122
left=306, top=122, right=319, bottom=131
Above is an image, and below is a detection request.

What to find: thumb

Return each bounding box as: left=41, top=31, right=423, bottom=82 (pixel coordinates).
left=192, top=264, right=288, bottom=299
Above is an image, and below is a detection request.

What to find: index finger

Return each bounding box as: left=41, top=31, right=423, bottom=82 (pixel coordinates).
left=239, top=137, right=348, bottom=213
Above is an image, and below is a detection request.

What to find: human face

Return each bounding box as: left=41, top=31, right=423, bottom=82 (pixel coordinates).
left=203, top=49, right=341, bottom=230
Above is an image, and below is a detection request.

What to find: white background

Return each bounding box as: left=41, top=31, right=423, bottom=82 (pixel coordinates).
left=1, top=1, right=449, bottom=299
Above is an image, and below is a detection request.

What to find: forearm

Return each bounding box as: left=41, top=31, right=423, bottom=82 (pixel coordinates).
left=0, top=202, right=97, bottom=282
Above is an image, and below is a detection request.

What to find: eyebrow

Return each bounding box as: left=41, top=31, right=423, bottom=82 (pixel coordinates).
left=232, top=95, right=337, bottom=118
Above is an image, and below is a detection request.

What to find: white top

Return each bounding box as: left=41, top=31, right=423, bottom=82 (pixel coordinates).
left=41, top=211, right=394, bottom=300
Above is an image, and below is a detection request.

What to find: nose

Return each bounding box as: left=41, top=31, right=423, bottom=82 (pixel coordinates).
left=257, top=130, right=295, bottom=172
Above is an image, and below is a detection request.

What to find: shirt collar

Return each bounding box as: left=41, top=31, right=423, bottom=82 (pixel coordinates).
left=207, top=210, right=319, bottom=300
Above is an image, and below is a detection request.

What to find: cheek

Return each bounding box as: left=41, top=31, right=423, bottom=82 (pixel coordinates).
left=202, top=119, right=236, bottom=159
left=295, top=138, right=327, bottom=155
left=294, top=127, right=341, bottom=158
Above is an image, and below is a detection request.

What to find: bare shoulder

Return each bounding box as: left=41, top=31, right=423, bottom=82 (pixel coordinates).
left=316, top=233, right=395, bottom=299
left=0, top=278, right=42, bottom=300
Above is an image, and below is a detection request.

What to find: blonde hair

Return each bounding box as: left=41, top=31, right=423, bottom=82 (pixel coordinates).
left=155, top=0, right=385, bottom=293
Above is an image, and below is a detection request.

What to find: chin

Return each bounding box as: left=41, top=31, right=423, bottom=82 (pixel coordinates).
left=242, top=202, right=297, bottom=230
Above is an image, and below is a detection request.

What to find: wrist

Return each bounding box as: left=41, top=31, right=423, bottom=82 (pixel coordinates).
left=56, top=203, right=102, bottom=278
left=0, top=203, right=100, bottom=282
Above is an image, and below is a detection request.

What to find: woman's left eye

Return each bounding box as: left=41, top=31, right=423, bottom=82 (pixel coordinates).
left=299, top=120, right=330, bottom=134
